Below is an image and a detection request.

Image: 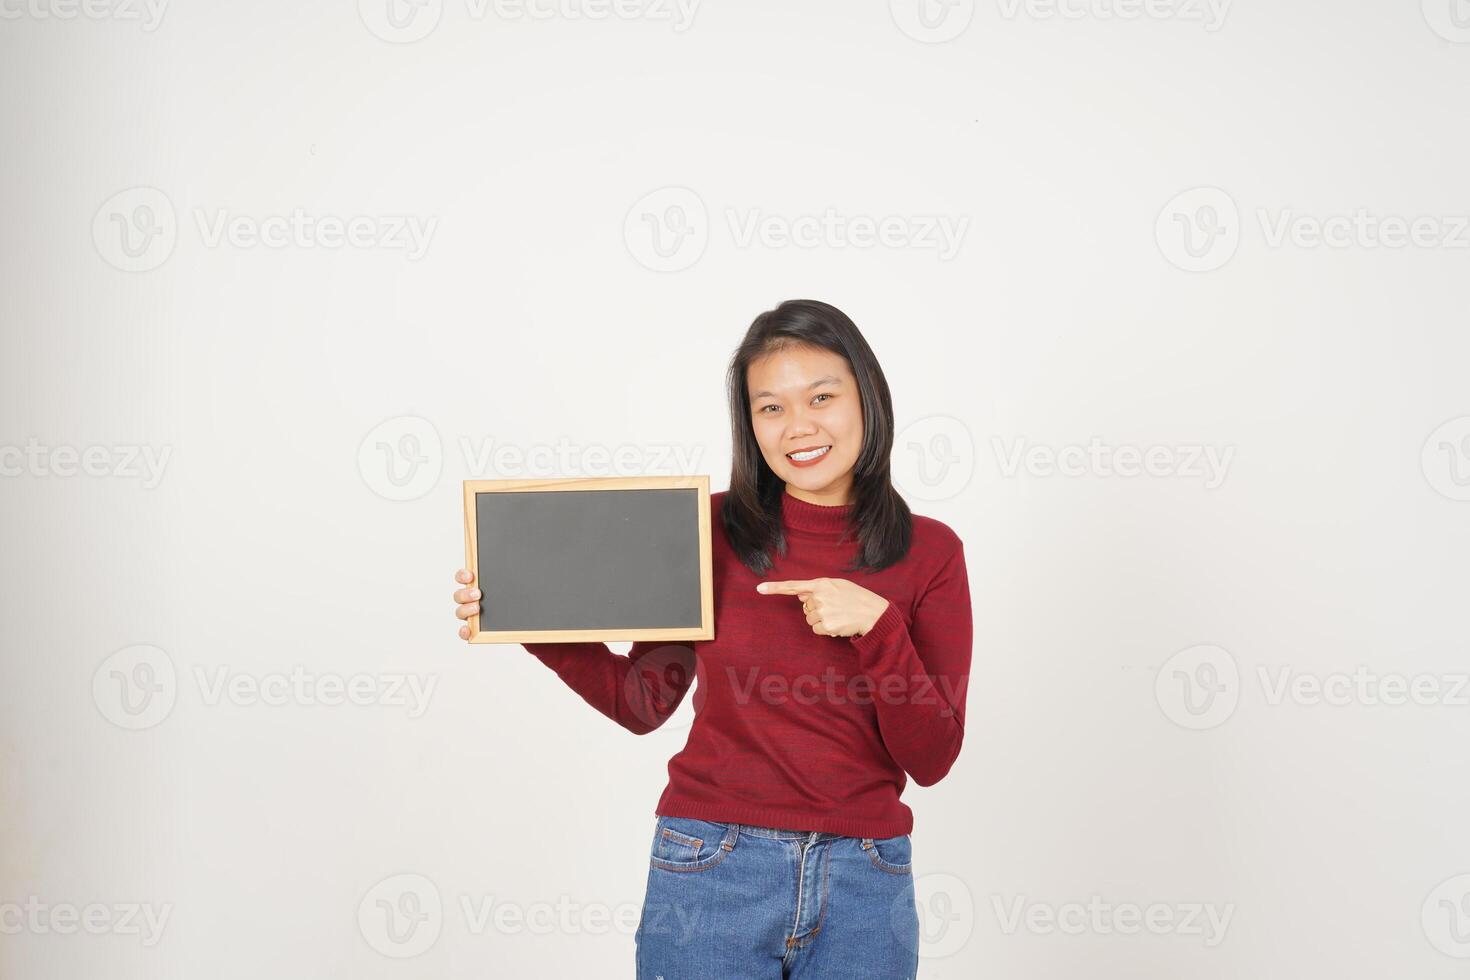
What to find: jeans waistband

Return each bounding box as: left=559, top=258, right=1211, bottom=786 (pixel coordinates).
left=734, top=823, right=846, bottom=842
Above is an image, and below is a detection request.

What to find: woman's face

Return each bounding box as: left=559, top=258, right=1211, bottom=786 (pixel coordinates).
left=746, top=343, right=864, bottom=505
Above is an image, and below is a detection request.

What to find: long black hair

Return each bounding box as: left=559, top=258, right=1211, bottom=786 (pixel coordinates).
left=722, top=298, right=912, bottom=576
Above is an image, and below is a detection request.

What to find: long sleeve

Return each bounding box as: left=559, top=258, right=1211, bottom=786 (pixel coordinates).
left=847, top=540, right=972, bottom=786
left=520, top=639, right=697, bottom=735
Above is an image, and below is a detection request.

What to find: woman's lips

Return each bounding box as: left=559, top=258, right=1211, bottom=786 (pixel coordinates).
left=785, top=445, right=831, bottom=468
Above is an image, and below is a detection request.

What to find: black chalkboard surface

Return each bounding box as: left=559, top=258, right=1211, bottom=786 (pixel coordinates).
left=461, top=476, right=714, bottom=644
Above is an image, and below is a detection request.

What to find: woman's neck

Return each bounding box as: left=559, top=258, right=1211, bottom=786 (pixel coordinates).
left=783, top=483, right=853, bottom=508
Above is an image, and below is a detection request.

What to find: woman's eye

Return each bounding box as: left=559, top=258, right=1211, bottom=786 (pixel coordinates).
left=813, top=393, right=832, bottom=404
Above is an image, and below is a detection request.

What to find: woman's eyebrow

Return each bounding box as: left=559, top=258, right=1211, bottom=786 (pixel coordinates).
left=751, top=375, right=841, bottom=400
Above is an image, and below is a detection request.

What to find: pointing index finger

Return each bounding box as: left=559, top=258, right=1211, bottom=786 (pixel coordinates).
left=756, top=580, right=816, bottom=596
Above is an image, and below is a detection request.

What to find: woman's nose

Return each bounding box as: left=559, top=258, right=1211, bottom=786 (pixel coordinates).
left=785, top=409, right=817, bottom=433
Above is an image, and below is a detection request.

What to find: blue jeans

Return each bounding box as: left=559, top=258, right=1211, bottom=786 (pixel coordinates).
left=635, top=815, right=920, bottom=979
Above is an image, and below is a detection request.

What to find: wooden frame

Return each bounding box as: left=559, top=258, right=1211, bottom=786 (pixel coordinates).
left=462, top=475, right=714, bottom=644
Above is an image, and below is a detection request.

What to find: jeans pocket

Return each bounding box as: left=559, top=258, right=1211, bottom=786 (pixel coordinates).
left=862, top=833, right=913, bottom=875
left=651, top=816, right=733, bottom=872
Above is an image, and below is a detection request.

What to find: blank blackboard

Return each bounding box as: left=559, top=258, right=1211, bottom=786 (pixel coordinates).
left=461, top=476, right=714, bottom=644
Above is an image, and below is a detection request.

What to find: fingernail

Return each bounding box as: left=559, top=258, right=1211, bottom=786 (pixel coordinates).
left=470, top=590, right=481, bottom=599
left=755, top=583, right=767, bottom=592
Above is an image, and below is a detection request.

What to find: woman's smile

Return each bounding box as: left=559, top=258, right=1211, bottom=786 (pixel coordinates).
left=786, top=444, right=832, bottom=466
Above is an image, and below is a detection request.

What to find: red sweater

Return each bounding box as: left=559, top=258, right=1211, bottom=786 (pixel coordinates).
left=522, top=489, right=973, bottom=838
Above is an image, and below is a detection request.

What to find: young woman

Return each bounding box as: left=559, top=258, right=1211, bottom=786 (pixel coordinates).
left=451, top=299, right=973, bottom=978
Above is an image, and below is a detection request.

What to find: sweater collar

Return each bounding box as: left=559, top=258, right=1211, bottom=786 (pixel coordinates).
left=779, top=490, right=856, bottom=534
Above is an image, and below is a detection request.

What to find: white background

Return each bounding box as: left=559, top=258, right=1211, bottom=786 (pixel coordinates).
left=3, top=0, right=1469, bottom=976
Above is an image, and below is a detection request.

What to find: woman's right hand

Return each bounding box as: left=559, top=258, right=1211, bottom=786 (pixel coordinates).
left=452, top=568, right=481, bottom=641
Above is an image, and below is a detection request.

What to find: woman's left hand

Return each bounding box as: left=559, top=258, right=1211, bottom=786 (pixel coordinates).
left=756, top=577, right=890, bottom=638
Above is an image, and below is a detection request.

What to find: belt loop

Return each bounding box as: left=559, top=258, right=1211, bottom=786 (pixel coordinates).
left=722, top=823, right=740, bottom=851
left=860, top=837, right=875, bottom=850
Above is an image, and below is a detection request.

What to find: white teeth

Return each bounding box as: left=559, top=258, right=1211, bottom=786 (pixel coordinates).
left=788, top=445, right=831, bottom=461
